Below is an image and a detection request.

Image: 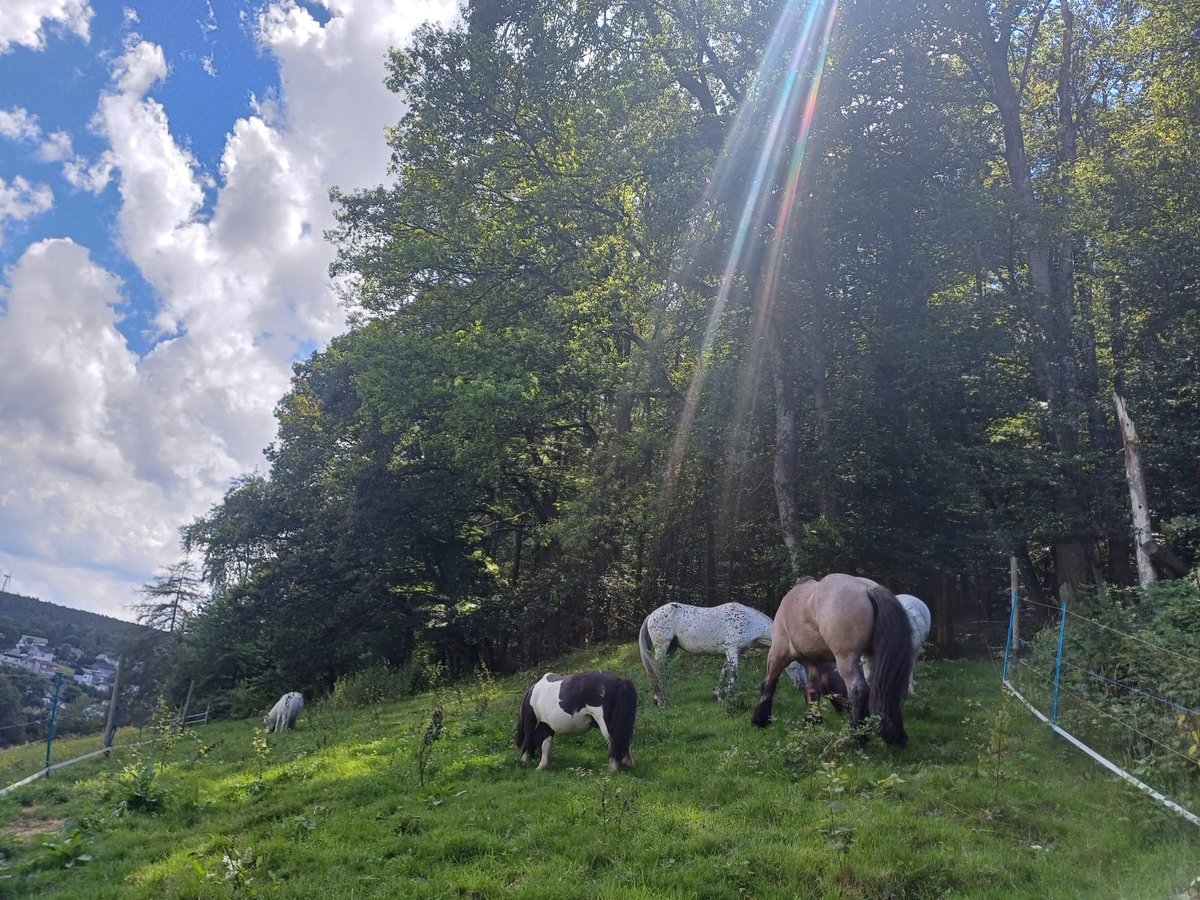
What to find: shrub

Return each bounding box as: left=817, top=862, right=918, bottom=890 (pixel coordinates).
left=331, top=661, right=420, bottom=708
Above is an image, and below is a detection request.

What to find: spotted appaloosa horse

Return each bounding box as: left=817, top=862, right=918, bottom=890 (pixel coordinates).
left=639, top=602, right=806, bottom=707
left=264, top=691, right=304, bottom=733
left=516, top=671, right=637, bottom=772
left=751, top=574, right=915, bottom=745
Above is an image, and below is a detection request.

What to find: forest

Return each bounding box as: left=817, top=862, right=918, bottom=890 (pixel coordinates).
left=143, top=0, right=1198, bottom=712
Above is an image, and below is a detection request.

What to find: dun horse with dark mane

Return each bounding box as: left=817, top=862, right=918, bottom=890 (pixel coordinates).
left=751, top=574, right=914, bottom=745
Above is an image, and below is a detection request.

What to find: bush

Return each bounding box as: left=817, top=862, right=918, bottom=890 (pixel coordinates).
left=1023, top=578, right=1200, bottom=807
left=331, top=661, right=420, bottom=708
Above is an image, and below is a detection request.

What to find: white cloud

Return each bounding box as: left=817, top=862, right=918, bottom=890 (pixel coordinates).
left=38, top=129, right=73, bottom=162
left=0, top=107, right=42, bottom=142
left=0, top=1, right=460, bottom=620
left=0, top=0, right=92, bottom=54
left=0, top=175, right=54, bottom=236
left=61, top=148, right=115, bottom=193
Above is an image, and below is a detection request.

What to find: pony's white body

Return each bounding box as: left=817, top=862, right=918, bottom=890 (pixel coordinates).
left=264, top=691, right=304, bottom=733
left=527, top=677, right=610, bottom=741
left=862, top=593, right=931, bottom=694
left=639, top=602, right=805, bottom=706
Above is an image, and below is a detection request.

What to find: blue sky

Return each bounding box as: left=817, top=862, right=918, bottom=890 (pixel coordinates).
left=0, top=0, right=458, bottom=619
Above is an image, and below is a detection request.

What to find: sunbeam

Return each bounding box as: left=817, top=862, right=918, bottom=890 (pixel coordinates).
left=664, top=0, right=841, bottom=509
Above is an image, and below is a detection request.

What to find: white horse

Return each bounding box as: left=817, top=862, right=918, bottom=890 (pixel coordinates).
left=264, top=691, right=305, bottom=732
left=862, top=593, right=931, bottom=694
left=639, top=602, right=805, bottom=707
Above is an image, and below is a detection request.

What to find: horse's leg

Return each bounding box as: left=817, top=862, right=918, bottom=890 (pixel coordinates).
left=653, top=645, right=669, bottom=707
left=802, top=663, right=824, bottom=725
left=537, top=733, right=554, bottom=771
left=751, top=644, right=793, bottom=727
left=836, top=653, right=870, bottom=742
left=716, top=649, right=738, bottom=701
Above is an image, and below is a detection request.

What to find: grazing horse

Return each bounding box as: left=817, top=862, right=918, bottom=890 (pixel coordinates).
left=516, top=671, right=637, bottom=772
left=864, top=593, right=932, bottom=695
left=264, top=691, right=304, bottom=733
left=639, top=602, right=806, bottom=706
left=751, top=574, right=915, bottom=745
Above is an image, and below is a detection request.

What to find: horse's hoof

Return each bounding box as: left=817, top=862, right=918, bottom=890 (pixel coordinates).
left=537, top=763, right=550, bottom=771
left=609, top=760, right=620, bottom=773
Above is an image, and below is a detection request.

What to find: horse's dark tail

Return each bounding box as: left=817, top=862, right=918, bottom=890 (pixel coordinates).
left=515, top=683, right=538, bottom=754
left=606, top=677, right=638, bottom=765
left=638, top=616, right=664, bottom=705
left=866, top=585, right=914, bottom=746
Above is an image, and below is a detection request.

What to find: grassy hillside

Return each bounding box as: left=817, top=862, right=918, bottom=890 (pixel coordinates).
left=0, top=647, right=1196, bottom=898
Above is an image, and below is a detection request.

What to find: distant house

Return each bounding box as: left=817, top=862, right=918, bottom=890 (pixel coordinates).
left=75, top=666, right=115, bottom=689
left=95, top=652, right=119, bottom=669
left=6, top=656, right=57, bottom=677
left=16, top=635, right=49, bottom=653
left=26, top=643, right=55, bottom=662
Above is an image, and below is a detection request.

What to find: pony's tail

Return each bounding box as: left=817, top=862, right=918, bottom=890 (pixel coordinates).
left=866, top=585, right=915, bottom=746
left=515, top=683, right=537, bottom=754
left=639, top=617, right=663, bottom=703
left=607, top=678, right=638, bottom=764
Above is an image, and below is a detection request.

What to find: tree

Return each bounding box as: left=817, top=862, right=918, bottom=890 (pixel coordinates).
left=134, top=559, right=206, bottom=634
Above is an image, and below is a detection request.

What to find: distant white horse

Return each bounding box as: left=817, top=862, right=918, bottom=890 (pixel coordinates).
left=264, top=691, right=305, bottom=732
left=863, top=593, right=931, bottom=694
left=639, top=602, right=805, bottom=706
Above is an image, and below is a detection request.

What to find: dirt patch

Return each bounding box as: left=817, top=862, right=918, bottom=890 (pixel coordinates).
left=7, top=816, right=65, bottom=840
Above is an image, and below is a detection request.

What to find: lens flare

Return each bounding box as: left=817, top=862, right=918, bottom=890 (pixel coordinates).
left=664, top=0, right=840, bottom=505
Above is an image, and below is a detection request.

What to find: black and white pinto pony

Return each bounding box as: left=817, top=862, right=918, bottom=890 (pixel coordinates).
left=264, top=691, right=305, bottom=733
left=639, top=602, right=806, bottom=707
left=863, top=593, right=931, bottom=695
left=516, top=671, right=637, bottom=772
left=751, top=574, right=915, bottom=745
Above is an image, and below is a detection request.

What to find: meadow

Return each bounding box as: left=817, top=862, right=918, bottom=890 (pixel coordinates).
left=0, top=647, right=1196, bottom=899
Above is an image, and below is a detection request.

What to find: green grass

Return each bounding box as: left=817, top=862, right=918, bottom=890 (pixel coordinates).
left=0, top=648, right=1196, bottom=899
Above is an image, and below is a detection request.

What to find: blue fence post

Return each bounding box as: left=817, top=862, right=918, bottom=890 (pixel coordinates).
left=1052, top=598, right=1068, bottom=721
left=44, top=672, right=63, bottom=774
left=1003, top=556, right=1018, bottom=682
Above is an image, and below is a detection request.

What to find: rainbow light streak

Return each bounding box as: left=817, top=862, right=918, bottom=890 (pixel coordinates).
left=664, top=0, right=840, bottom=501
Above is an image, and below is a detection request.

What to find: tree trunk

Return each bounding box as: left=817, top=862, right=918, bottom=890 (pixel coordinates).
left=971, top=2, right=1093, bottom=601
left=1113, top=392, right=1156, bottom=587
left=766, top=321, right=800, bottom=576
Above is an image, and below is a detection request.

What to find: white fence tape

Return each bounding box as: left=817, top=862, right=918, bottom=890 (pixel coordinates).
left=1004, top=680, right=1200, bottom=828
left=0, top=740, right=153, bottom=797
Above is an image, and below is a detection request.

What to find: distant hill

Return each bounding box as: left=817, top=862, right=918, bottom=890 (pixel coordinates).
left=0, top=591, right=152, bottom=661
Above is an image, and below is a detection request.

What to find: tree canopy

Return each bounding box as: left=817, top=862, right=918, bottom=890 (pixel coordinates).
left=167, top=0, right=1199, bottom=704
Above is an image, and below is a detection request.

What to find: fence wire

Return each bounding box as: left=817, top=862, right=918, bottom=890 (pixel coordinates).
left=1004, top=588, right=1199, bottom=828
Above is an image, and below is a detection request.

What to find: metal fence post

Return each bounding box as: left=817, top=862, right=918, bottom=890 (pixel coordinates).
left=1003, top=556, right=1019, bottom=682
left=1052, top=598, right=1068, bottom=721
left=45, top=673, right=63, bottom=775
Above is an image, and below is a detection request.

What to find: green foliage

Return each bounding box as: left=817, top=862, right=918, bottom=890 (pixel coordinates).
left=330, top=661, right=419, bottom=709
left=112, top=757, right=163, bottom=816
left=415, top=699, right=444, bottom=787
left=1015, top=579, right=1200, bottom=810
